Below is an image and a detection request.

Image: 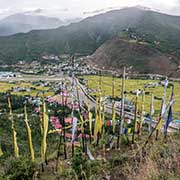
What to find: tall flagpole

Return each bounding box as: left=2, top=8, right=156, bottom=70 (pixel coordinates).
left=143, top=79, right=169, bottom=147
left=96, top=71, right=102, bottom=146
left=164, top=85, right=174, bottom=139
left=74, top=70, right=85, bottom=152
left=8, top=93, right=19, bottom=158
left=62, top=85, right=67, bottom=159
left=87, top=79, right=93, bottom=144
left=139, top=90, right=145, bottom=136
left=149, top=93, right=154, bottom=133
left=24, top=103, right=35, bottom=162
left=41, top=98, right=49, bottom=165
left=112, top=75, right=116, bottom=134
left=71, top=55, right=75, bottom=157
left=117, top=67, right=125, bottom=148
left=132, top=93, right=138, bottom=144
left=155, top=78, right=168, bottom=140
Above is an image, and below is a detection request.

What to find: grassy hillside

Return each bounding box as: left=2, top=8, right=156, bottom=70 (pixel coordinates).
left=0, top=107, right=180, bottom=180
left=0, top=79, right=179, bottom=179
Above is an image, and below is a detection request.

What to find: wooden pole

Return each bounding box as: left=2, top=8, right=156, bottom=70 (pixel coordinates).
left=164, top=85, right=174, bottom=140
left=112, top=75, right=115, bottom=134
left=71, top=72, right=75, bottom=157
left=143, top=81, right=170, bottom=147
left=155, top=79, right=168, bottom=140
left=87, top=79, right=92, bottom=144
left=55, top=131, right=62, bottom=172
left=62, top=91, right=67, bottom=159
left=75, top=78, right=85, bottom=152
left=139, top=90, right=145, bottom=136
left=117, top=67, right=125, bottom=148
left=132, top=93, right=138, bottom=144
left=149, top=93, right=154, bottom=133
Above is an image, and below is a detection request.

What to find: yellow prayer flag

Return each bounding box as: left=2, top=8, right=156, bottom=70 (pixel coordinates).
left=41, top=101, right=49, bottom=163
left=99, top=112, right=103, bottom=134
left=13, top=130, right=19, bottom=158
left=8, top=96, right=19, bottom=158
left=0, top=147, right=3, bottom=157
left=139, top=92, right=145, bottom=129
left=112, top=104, right=116, bottom=133
left=102, top=104, right=106, bottom=136
left=80, top=115, right=84, bottom=134
left=38, top=105, right=43, bottom=135
left=134, top=95, right=138, bottom=133
left=24, top=105, right=35, bottom=161
left=156, top=117, right=163, bottom=130
left=94, top=114, right=99, bottom=142
left=128, top=128, right=131, bottom=134
left=88, top=112, right=93, bottom=135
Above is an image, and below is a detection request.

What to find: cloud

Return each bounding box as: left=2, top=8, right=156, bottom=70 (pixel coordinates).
left=0, top=0, right=180, bottom=19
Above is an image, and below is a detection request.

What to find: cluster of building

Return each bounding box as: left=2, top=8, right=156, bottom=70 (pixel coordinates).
left=41, top=54, right=60, bottom=61
left=61, top=63, right=97, bottom=75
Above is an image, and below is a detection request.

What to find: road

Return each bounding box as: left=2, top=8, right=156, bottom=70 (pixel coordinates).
left=74, top=78, right=179, bottom=132
left=0, top=74, right=67, bottom=82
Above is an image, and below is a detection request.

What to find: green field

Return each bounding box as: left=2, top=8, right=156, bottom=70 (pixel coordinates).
left=82, top=75, right=180, bottom=118
left=0, top=81, right=54, bottom=97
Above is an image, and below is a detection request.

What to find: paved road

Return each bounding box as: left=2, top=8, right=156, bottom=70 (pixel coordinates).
left=74, top=78, right=179, bottom=132
left=0, top=74, right=67, bottom=82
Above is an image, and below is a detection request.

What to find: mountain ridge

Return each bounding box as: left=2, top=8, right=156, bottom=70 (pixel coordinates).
left=0, top=7, right=180, bottom=76
left=0, top=13, right=63, bottom=36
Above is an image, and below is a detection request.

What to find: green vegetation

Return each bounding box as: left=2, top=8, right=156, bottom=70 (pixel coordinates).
left=0, top=92, right=72, bottom=179
left=1, top=157, right=36, bottom=180
left=2, top=129, right=180, bottom=179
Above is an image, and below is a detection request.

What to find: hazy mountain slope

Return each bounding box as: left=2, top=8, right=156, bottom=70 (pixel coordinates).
left=88, top=37, right=179, bottom=77
left=0, top=13, right=62, bottom=36
left=0, top=7, right=180, bottom=68
left=133, top=11, right=180, bottom=53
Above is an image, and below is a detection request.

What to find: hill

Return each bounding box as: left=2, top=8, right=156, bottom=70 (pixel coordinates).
left=0, top=7, right=180, bottom=72
left=0, top=13, right=62, bottom=36
left=88, top=37, right=180, bottom=77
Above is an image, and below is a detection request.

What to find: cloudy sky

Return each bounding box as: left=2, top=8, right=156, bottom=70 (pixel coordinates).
left=0, top=0, right=180, bottom=19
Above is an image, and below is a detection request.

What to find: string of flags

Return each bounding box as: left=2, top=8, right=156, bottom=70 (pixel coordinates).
left=0, top=75, right=176, bottom=164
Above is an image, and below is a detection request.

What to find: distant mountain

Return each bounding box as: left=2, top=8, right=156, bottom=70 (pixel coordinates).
left=82, top=5, right=156, bottom=17
left=0, top=7, right=180, bottom=76
left=0, top=13, right=63, bottom=36
left=88, top=37, right=179, bottom=77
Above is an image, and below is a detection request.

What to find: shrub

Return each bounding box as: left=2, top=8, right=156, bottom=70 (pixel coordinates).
left=72, top=148, right=88, bottom=179
left=3, top=157, right=36, bottom=180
